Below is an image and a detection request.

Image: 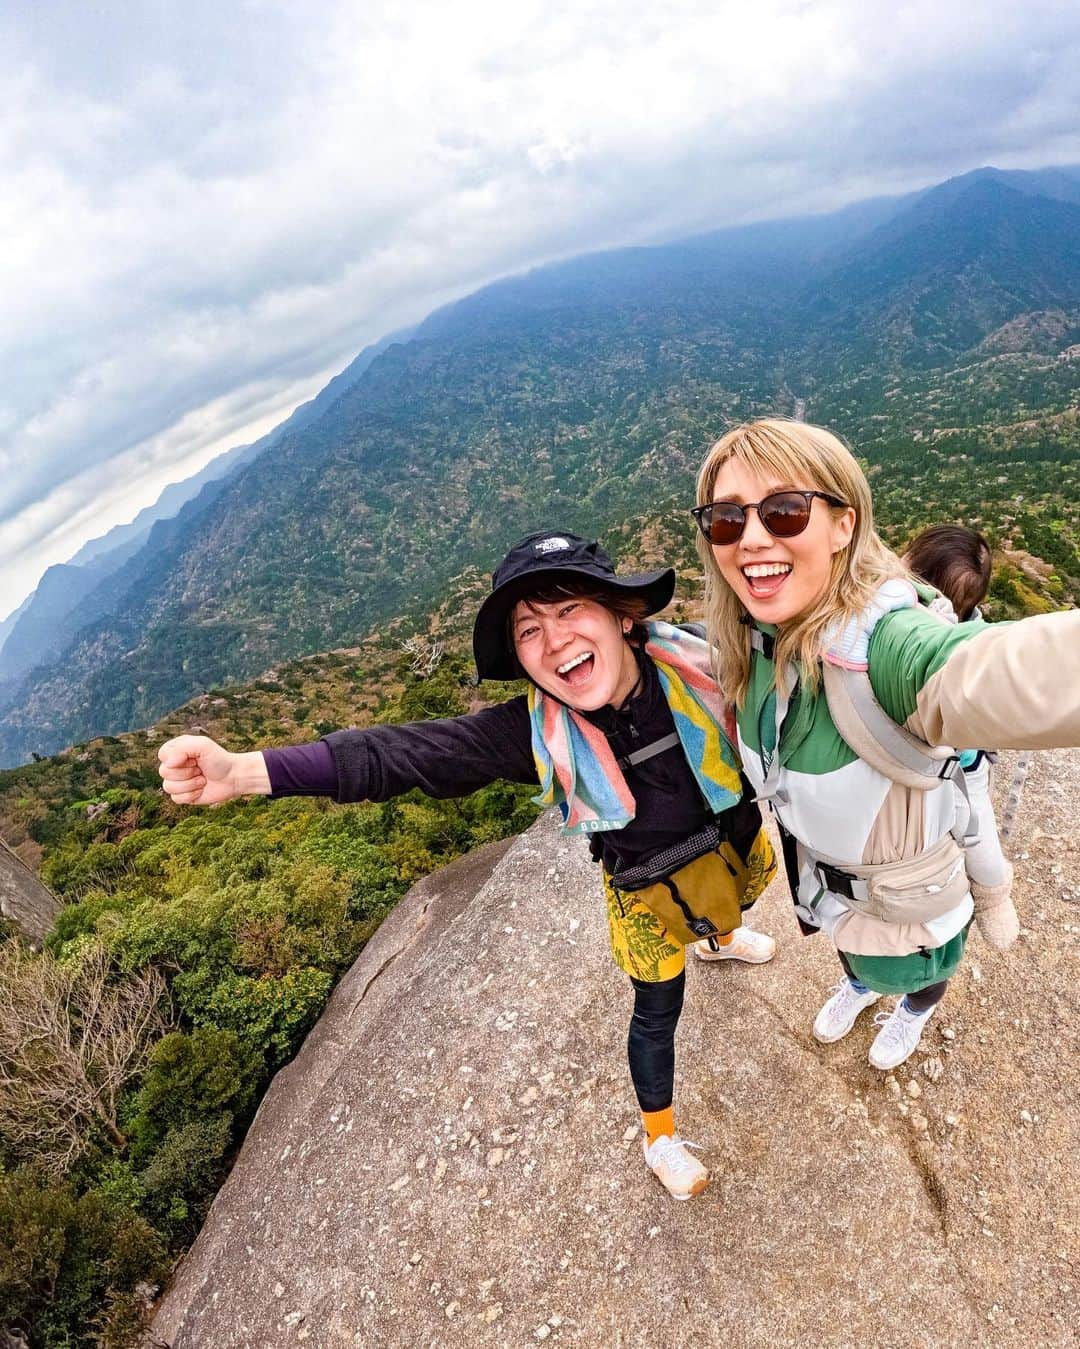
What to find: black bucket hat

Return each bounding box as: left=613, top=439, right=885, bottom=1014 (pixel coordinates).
left=472, top=530, right=676, bottom=681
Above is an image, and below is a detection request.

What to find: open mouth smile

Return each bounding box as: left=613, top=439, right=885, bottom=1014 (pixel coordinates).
left=556, top=651, right=595, bottom=685
left=741, top=562, right=792, bottom=598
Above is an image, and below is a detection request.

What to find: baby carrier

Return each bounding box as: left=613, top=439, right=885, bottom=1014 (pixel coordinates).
left=750, top=580, right=984, bottom=930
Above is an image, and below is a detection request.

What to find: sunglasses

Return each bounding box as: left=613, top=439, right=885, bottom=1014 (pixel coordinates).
left=691, top=490, right=848, bottom=545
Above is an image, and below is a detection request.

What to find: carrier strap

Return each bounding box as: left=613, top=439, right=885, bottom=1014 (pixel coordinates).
left=823, top=661, right=980, bottom=847
left=821, top=661, right=956, bottom=790
left=616, top=732, right=680, bottom=772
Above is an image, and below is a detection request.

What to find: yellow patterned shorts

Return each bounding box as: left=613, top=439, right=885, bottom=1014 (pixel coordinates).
left=603, top=826, right=775, bottom=983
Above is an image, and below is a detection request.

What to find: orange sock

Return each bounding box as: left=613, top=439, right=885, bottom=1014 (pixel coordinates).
left=716, top=930, right=736, bottom=946
left=641, top=1106, right=675, bottom=1147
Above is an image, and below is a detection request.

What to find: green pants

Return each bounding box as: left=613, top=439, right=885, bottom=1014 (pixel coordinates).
left=843, top=924, right=970, bottom=997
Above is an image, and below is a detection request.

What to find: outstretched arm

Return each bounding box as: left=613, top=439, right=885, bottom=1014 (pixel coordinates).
left=869, top=607, right=1080, bottom=751
left=323, top=697, right=535, bottom=801
left=158, top=696, right=537, bottom=808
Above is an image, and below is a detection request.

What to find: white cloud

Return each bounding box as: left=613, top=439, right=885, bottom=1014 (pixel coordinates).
left=2, top=0, right=1079, bottom=616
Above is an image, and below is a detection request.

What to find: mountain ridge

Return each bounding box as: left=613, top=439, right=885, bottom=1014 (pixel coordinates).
left=0, top=326, right=416, bottom=686
left=1, top=166, right=1077, bottom=766
left=800, top=177, right=1080, bottom=370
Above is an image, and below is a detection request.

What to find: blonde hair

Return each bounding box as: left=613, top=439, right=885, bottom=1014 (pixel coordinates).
left=695, top=418, right=909, bottom=704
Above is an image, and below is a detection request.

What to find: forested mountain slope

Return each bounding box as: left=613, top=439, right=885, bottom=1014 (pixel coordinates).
left=1, top=169, right=1077, bottom=767
left=0, top=328, right=413, bottom=695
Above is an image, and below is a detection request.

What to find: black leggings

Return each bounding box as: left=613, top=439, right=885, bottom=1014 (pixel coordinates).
left=837, top=951, right=948, bottom=1014
left=626, top=952, right=946, bottom=1115
left=627, top=972, right=685, bottom=1112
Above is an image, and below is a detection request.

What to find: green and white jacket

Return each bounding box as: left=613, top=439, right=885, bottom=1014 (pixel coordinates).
left=736, top=597, right=1080, bottom=965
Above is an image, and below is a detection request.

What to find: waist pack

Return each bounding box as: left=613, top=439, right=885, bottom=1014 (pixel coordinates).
left=802, top=832, right=969, bottom=926
left=609, top=822, right=767, bottom=946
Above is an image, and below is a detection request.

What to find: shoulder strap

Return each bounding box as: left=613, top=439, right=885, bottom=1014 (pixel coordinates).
left=754, top=605, right=955, bottom=789
left=615, top=732, right=680, bottom=771
left=821, top=652, right=979, bottom=848
left=819, top=578, right=963, bottom=790
left=818, top=584, right=979, bottom=847
left=821, top=661, right=957, bottom=789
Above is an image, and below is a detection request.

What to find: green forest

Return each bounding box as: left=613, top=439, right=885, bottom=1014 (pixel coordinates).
left=0, top=651, right=538, bottom=1345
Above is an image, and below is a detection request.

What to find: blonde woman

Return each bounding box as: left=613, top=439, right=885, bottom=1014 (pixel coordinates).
left=692, top=419, right=1079, bottom=1068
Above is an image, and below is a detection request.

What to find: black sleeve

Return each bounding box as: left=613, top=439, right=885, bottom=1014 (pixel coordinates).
left=323, top=696, right=537, bottom=803
left=264, top=740, right=338, bottom=796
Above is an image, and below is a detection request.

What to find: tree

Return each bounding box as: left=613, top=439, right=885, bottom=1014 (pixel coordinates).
left=0, top=942, right=169, bottom=1174
left=400, top=635, right=444, bottom=677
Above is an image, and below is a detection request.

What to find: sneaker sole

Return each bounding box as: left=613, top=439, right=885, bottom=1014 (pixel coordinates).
left=693, top=945, right=776, bottom=965
left=812, top=1025, right=856, bottom=1044
left=654, top=1172, right=710, bottom=1201
left=868, top=1048, right=918, bottom=1070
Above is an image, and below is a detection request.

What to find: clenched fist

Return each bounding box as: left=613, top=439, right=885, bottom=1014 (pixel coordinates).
left=157, top=735, right=270, bottom=805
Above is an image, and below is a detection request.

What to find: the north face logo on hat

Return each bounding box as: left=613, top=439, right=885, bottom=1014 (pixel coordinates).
left=534, top=536, right=572, bottom=554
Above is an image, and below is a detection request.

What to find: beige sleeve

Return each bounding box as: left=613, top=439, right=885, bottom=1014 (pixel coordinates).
left=906, top=610, right=1080, bottom=750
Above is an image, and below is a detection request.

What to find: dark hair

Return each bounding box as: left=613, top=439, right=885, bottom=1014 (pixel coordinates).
left=904, top=525, right=991, bottom=621
left=504, top=580, right=650, bottom=671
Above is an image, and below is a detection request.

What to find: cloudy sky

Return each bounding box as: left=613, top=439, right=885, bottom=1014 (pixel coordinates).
left=2, top=0, right=1079, bottom=619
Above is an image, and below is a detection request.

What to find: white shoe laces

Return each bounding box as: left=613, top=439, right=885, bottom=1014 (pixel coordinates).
left=872, top=1002, right=927, bottom=1046
left=649, top=1135, right=702, bottom=1176
left=828, top=980, right=870, bottom=1009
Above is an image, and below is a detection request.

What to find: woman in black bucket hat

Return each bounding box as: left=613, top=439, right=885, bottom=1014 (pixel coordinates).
left=158, top=529, right=777, bottom=1201
left=471, top=530, right=677, bottom=681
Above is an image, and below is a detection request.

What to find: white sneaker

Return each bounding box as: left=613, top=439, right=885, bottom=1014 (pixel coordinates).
left=642, top=1134, right=709, bottom=1201
left=693, top=926, right=776, bottom=964
left=812, top=980, right=882, bottom=1043
left=868, top=1000, right=936, bottom=1070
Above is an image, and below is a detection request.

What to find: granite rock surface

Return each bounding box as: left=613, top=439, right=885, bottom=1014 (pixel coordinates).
left=150, top=749, right=1078, bottom=1348
left=0, top=837, right=60, bottom=945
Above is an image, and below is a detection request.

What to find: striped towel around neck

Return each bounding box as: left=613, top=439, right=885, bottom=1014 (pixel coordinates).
left=528, top=620, right=742, bottom=834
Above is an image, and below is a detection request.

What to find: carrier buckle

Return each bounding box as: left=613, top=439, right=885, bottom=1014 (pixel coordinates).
left=816, top=861, right=870, bottom=904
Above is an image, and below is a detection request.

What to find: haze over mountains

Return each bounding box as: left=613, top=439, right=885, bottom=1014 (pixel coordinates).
left=0, top=329, right=412, bottom=694
left=2, top=165, right=1078, bottom=767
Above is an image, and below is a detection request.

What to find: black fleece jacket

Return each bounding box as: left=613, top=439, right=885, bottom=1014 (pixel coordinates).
left=308, top=651, right=761, bottom=874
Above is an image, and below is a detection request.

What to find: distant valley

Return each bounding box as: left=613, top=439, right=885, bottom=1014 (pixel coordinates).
left=1, top=165, right=1077, bottom=767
